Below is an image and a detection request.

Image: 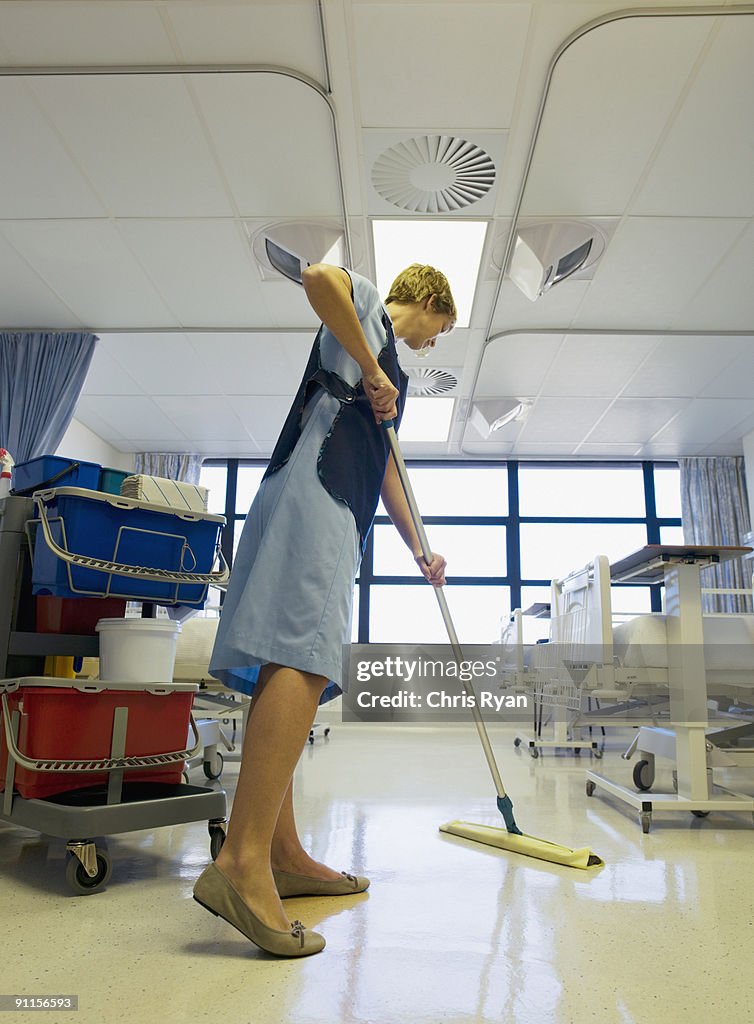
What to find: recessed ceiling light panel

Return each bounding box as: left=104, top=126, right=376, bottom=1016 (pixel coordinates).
left=371, top=135, right=496, bottom=213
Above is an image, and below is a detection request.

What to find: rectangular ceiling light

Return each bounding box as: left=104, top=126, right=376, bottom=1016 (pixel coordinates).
left=372, top=220, right=487, bottom=328
left=397, top=397, right=455, bottom=442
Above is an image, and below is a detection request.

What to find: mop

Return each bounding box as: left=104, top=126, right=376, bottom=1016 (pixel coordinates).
left=383, top=422, right=603, bottom=870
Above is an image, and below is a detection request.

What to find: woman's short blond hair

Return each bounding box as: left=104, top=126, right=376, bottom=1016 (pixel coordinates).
left=385, top=264, right=457, bottom=327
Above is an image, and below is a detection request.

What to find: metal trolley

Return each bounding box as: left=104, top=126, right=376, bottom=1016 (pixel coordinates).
left=0, top=492, right=231, bottom=894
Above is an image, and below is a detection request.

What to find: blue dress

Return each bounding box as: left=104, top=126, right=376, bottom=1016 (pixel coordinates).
left=209, top=272, right=394, bottom=704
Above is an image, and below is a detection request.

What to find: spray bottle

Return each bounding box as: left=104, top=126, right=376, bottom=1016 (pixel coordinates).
left=0, top=449, right=13, bottom=499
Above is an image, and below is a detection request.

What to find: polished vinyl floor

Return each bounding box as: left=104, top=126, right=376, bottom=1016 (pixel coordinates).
left=3, top=719, right=753, bottom=1024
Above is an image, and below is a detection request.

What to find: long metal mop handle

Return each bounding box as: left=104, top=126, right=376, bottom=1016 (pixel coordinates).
left=383, top=421, right=508, bottom=800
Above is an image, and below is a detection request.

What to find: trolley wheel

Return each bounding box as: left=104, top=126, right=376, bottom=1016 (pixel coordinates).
left=633, top=759, right=654, bottom=792
left=586, top=780, right=596, bottom=797
left=203, top=752, right=224, bottom=780
left=65, top=849, right=112, bottom=895
left=308, top=731, right=315, bottom=745
left=529, top=747, right=539, bottom=759
left=640, top=811, right=652, bottom=834
left=593, top=748, right=603, bottom=760
left=324, top=728, right=331, bottom=738
left=181, top=770, right=190, bottom=784
left=209, top=827, right=226, bottom=860
left=514, top=737, right=522, bottom=748
left=574, top=747, right=581, bottom=756
left=691, top=810, right=710, bottom=818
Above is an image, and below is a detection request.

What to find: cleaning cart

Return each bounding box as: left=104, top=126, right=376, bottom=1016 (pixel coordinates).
left=0, top=487, right=230, bottom=893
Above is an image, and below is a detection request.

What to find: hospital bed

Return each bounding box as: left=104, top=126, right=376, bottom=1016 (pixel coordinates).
left=581, top=545, right=754, bottom=831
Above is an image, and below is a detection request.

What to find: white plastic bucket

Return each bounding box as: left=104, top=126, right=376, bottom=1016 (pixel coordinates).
left=95, top=618, right=182, bottom=683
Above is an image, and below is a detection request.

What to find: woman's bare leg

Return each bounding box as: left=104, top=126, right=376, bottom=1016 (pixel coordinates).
left=213, top=663, right=327, bottom=931
left=271, top=780, right=346, bottom=881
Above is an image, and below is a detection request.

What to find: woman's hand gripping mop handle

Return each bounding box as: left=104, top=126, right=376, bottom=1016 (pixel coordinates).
left=382, top=421, right=522, bottom=835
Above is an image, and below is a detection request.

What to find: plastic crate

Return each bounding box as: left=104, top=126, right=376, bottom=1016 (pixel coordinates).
left=36, top=595, right=127, bottom=635
left=0, top=677, right=196, bottom=799
left=31, top=487, right=226, bottom=607
left=99, top=468, right=130, bottom=495
left=12, top=456, right=101, bottom=496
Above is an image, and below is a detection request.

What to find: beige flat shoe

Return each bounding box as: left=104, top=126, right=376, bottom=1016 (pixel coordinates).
left=273, top=868, right=370, bottom=899
left=193, top=863, right=325, bottom=957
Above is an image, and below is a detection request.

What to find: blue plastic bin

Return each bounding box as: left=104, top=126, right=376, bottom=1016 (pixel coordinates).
left=13, top=456, right=101, bottom=496
left=31, top=487, right=226, bottom=607
left=99, top=468, right=130, bottom=495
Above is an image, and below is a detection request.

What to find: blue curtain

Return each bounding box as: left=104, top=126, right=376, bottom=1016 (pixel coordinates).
left=134, top=453, right=203, bottom=484
left=679, top=457, right=752, bottom=613
left=0, top=331, right=98, bottom=463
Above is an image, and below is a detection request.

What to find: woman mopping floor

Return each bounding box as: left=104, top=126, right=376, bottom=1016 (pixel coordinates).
left=193, top=263, right=456, bottom=956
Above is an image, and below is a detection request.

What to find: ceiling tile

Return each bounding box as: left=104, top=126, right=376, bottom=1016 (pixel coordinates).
left=517, top=398, right=612, bottom=444
left=520, top=16, right=713, bottom=216
left=475, top=333, right=564, bottom=399
left=82, top=342, right=143, bottom=396
left=164, top=2, right=325, bottom=82
left=574, top=218, right=745, bottom=330
left=190, top=74, right=342, bottom=218
left=189, top=333, right=311, bottom=395
left=227, top=396, right=295, bottom=443
left=680, top=223, right=754, bottom=331
left=93, top=334, right=227, bottom=397
left=1, top=220, right=179, bottom=327
left=540, top=334, right=659, bottom=398
left=622, top=335, right=749, bottom=398
left=586, top=398, right=689, bottom=444
left=632, top=19, right=754, bottom=218
left=651, top=398, right=754, bottom=444
left=352, top=3, right=531, bottom=129
left=0, top=3, right=176, bottom=64
left=153, top=397, right=251, bottom=442
left=491, top=280, right=591, bottom=332
left=116, top=221, right=271, bottom=328
left=75, top=396, right=188, bottom=443
left=27, top=75, right=234, bottom=218
left=0, top=232, right=80, bottom=327
left=0, top=79, right=105, bottom=219
left=697, top=338, right=754, bottom=399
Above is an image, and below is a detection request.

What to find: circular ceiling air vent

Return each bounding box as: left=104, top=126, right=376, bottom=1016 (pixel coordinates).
left=405, top=367, right=458, bottom=396
left=371, top=136, right=495, bottom=213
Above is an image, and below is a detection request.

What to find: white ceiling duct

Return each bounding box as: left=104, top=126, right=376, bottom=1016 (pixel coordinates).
left=508, top=220, right=608, bottom=301
left=405, top=366, right=459, bottom=396
left=250, top=221, right=346, bottom=283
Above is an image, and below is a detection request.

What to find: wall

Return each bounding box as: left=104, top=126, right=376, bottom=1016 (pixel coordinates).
left=55, top=418, right=134, bottom=472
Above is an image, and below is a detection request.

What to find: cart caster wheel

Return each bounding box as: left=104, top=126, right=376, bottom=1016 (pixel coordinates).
left=203, top=752, right=224, bottom=780
left=529, top=747, right=539, bottom=759
left=574, top=747, right=581, bottom=756
left=586, top=780, right=596, bottom=797
left=691, top=810, right=710, bottom=818
left=209, top=827, right=226, bottom=860
left=514, top=737, right=522, bottom=748
left=324, top=728, right=330, bottom=738
left=308, top=732, right=314, bottom=745
left=65, top=849, right=112, bottom=895
left=640, top=812, right=652, bottom=834
left=593, top=748, right=603, bottom=760
left=181, top=770, right=190, bottom=784
left=633, top=759, right=654, bottom=792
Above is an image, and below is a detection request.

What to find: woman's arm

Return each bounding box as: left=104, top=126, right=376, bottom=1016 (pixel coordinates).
left=380, top=452, right=447, bottom=587
left=301, top=264, right=398, bottom=422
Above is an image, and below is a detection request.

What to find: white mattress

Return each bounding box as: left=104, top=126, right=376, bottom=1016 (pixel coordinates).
left=613, top=613, right=754, bottom=671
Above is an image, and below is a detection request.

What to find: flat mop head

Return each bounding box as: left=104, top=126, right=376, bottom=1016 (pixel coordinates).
left=439, top=820, right=604, bottom=870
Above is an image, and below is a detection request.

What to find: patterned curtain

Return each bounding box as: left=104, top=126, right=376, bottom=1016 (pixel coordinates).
left=679, top=457, right=752, bottom=613
left=0, top=331, right=97, bottom=462
left=134, top=453, right=204, bottom=484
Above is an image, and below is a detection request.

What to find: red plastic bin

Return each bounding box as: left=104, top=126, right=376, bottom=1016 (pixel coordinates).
left=36, top=595, right=127, bottom=635
left=0, top=677, right=197, bottom=799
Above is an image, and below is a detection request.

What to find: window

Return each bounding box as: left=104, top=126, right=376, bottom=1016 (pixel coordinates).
left=202, top=458, right=681, bottom=640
